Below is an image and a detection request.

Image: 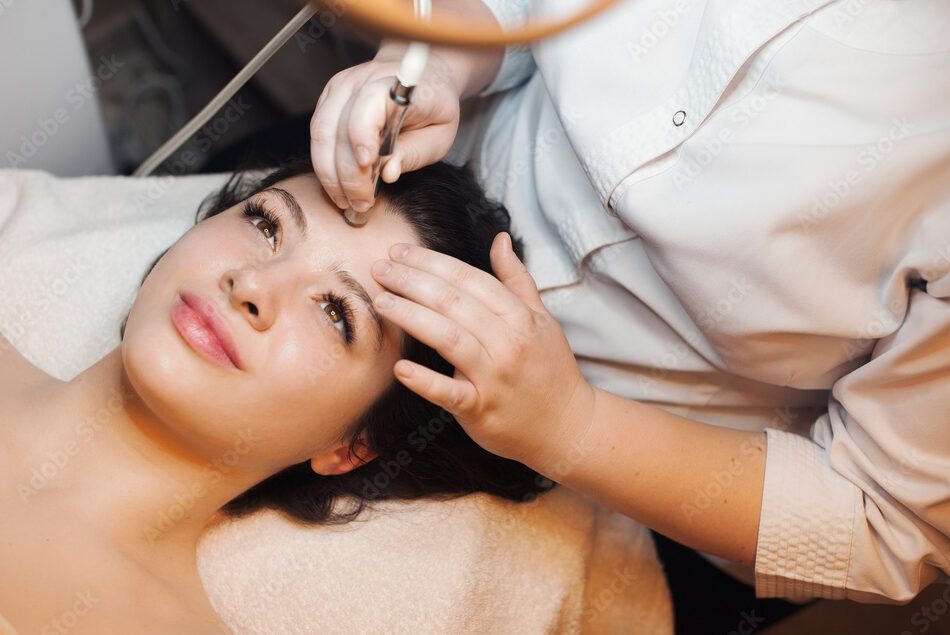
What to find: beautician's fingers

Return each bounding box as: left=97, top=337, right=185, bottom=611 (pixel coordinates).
left=312, top=54, right=464, bottom=211
left=371, top=258, right=505, bottom=353
left=380, top=155, right=402, bottom=184
left=372, top=291, right=491, bottom=378
left=489, top=232, right=546, bottom=313
left=376, top=119, right=461, bottom=184
left=347, top=69, right=462, bottom=173
left=383, top=241, right=529, bottom=321
left=390, top=360, right=479, bottom=415
left=338, top=72, right=415, bottom=210
left=311, top=82, right=352, bottom=210
left=345, top=75, right=389, bottom=170
left=311, top=61, right=400, bottom=210
left=334, top=97, right=375, bottom=212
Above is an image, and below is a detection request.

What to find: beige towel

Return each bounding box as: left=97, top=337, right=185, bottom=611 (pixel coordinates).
left=199, top=488, right=671, bottom=633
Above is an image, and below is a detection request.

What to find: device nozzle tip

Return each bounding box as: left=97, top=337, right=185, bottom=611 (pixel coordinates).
left=343, top=208, right=369, bottom=226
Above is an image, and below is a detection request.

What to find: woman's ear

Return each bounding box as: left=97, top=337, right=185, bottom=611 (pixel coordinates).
left=309, top=435, right=377, bottom=476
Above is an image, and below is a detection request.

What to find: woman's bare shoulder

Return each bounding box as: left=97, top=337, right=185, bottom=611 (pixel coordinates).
left=0, top=331, right=57, bottom=397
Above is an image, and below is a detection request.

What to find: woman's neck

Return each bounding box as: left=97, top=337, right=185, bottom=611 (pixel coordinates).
left=11, top=346, right=269, bottom=566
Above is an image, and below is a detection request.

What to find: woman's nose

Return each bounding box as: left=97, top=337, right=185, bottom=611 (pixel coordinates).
left=222, top=263, right=282, bottom=330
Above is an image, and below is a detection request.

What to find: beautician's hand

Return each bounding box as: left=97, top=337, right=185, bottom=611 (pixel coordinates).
left=310, top=44, right=464, bottom=213
left=371, top=233, right=597, bottom=472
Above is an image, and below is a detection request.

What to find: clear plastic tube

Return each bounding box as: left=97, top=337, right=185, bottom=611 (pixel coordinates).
left=132, top=4, right=318, bottom=176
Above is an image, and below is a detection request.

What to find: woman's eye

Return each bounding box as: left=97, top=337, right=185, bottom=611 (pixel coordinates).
left=320, top=300, right=348, bottom=337
left=249, top=217, right=277, bottom=248
left=242, top=201, right=281, bottom=250
left=318, top=293, right=355, bottom=345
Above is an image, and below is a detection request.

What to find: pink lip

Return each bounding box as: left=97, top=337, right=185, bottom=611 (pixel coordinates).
left=172, top=291, right=243, bottom=370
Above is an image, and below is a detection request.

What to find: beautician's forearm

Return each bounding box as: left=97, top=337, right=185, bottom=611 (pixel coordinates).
left=539, top=388, right=767, bottom=566
left=375, top=0, right=504, bottom=99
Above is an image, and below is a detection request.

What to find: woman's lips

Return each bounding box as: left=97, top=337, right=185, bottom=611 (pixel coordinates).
left=172, top=292, right=243, bottom=370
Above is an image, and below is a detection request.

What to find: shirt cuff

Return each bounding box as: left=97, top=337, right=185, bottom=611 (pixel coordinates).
left=476, top=0, right=537, bottom=97
left=754, top=428, right=861, bottom=600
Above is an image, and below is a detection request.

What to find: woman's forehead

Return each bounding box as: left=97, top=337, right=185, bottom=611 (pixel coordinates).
left=275, top=174, right=422, bottom=248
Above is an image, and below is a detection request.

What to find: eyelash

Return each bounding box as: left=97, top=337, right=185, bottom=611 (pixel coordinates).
left=241, top=200, right=356, bottom=345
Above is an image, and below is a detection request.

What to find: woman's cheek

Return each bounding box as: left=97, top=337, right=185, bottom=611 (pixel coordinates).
left=178, top=217, right=248, bottom=267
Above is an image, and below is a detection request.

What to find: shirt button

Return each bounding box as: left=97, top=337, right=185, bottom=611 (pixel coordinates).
left=672, top=110, right=686, bottom=126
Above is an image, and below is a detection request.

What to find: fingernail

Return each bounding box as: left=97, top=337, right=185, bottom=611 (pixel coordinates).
left=374, top=260, right=392, bottom=275
left=333, top=196, right=348, bottom=209
left=374, top=292, right=394, bottom=309
left=356, top=145, right=372, bottom=165
left=352, top=200, right=371, bottom=213
left=392, top=243, right=409, bottom=259
left=504, top=232, right=513, bottom=251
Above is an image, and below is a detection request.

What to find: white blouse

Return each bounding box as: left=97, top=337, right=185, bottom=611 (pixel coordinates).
left=450, top=0, right=950, bottom=603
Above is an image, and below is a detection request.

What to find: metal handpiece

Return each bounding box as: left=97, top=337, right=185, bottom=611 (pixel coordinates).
left=343, top=79, right=415, bottom=227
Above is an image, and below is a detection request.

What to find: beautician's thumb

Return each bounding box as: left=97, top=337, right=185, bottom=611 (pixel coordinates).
left=491, top=232, right=545, bottom=311
left=379, top=125, right=456, bottom=184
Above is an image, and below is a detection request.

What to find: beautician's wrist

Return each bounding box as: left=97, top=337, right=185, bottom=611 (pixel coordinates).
left=528, top=381, right=600, bottom=483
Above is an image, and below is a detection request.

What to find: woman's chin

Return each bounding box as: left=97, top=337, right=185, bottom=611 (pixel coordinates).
left=121, top=322, right=249, bottom=457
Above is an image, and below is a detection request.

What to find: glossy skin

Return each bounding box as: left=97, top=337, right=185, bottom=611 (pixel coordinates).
left=0, top=173, right=420, bottom=632
left=121, top=173, right=417, bottom=474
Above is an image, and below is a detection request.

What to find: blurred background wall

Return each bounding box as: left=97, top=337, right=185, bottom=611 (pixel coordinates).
left=2, top=0, right=375, bottom=176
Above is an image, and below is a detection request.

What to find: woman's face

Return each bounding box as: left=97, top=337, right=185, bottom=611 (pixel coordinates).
left=122, top=173, right=418, bottom=473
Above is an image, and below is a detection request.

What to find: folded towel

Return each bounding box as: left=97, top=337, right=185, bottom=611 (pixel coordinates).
left=0, top=168, right=672, bottom=634
left=198, top=488, right=671, bottom=634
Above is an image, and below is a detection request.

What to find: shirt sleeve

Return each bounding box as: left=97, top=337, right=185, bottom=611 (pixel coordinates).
left=476, top=0, right=537, bottom=96
left=754, top=271, right=950, bottom=603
